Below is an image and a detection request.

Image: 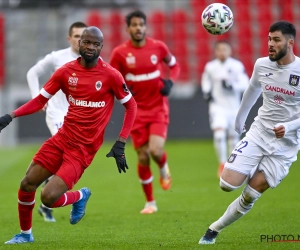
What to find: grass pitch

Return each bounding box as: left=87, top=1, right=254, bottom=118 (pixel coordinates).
left=0, top=140, right=299, bottom=249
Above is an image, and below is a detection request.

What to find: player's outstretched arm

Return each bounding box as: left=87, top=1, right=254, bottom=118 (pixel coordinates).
left=235, top=84, right=261, bottom=134
left=106, top=97, right=137, bottom=173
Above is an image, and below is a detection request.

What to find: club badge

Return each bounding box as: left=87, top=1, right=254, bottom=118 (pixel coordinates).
left=95, top=81, right=102, bottom=91
left=289, top=74, right=299, bottom=86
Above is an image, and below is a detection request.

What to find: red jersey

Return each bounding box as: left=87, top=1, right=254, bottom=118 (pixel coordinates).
left=41, top=57, right=132, bottom=162
left=110, top=37, right=170, bottom=123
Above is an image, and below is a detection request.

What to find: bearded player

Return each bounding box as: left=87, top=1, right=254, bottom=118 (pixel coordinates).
left=110, top=10, right=180, bottom=214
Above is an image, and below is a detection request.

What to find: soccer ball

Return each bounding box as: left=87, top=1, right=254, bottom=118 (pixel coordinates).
left=201, top=3, right=234, bottom=35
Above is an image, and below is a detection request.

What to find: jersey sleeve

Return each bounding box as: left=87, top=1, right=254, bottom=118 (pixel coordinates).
left=249, top=59, right=261, bottom=89
left=109, top=48, right=122, bottom=72
left=201, top=63, right=212, bottom=94
left=40, top=66, right=63, bottom=99
left=158, top=41, right=171, bottom=59
left=111, top=69, right=132, bottom=104
left=26, top=52, right=55, bottom=98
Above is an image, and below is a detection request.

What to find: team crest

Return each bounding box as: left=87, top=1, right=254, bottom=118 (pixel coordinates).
left=150, top=54, right=158, bottom=64
left=95, top=81, right=102, bottom=91
left=126, top=53, right=136, bottom=66
left=227, top=153, right=237, bottom=163
left=289, top=74, right=300, bottom=86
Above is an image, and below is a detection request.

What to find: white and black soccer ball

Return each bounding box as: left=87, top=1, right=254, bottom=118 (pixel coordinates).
left=201, top=3, right=234, bottom=35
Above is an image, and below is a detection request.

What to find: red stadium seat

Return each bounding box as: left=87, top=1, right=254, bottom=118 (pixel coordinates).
left=86, top=11, right=102, bottom=27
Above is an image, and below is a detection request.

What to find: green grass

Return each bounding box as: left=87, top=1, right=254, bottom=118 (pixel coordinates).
left=0, top=140, right=300, bottom=249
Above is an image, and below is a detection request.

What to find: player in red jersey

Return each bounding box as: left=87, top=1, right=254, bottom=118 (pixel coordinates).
left=0, top=27, right=137, bottom=245
left=110, top=10, right=180, bottom=214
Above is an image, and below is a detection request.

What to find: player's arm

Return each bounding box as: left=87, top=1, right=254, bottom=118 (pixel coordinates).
left=274, top=118, right=300, bottom=138
left=106, top=71, right=137, bottom=174
left=0, top=69, right=62, bottom=132
left=201, top=64, right=213, bottom=102
left=235, top=61, right=261, bottom=134
left=27, top=53, right=54, bottom=99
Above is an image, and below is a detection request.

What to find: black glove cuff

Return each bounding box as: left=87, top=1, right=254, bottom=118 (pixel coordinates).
left=3, top=114, right=12, bottom=124
left=114, top=141, right=125, bottom=149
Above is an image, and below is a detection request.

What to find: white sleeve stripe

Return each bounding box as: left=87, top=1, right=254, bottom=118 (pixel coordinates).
left=40, top=88, right=53, bottom=99
left=168, top=56, right=176, bottom=66
left=118, top=92, right=132, bottom=104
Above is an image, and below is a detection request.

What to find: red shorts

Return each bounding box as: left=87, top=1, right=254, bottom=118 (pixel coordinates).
left=33, top=133, right=88, bottom=190
left=130, top=122, right=168, bottom=149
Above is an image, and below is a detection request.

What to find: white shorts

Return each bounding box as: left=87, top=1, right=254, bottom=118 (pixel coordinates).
left=225, top=132, right=298, bottom=188
left=209, top=107, right=237, bottom=131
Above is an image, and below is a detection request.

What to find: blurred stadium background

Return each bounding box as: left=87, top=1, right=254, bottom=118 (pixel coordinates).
left=0, top=0, right=299, bottom=145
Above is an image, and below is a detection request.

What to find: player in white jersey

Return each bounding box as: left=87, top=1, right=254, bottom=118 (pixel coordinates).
left=201, top=41, right=249, bottom=177
left=199, top=21, right=300, bottom=244
left=26, top=21, right=87, bottom=222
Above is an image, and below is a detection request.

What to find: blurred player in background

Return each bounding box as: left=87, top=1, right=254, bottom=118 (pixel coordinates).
left=201, top=41, right=249, bottom=178
left=199, top=21, right=300, bottom=244
left=1, top=26, right=137, bottom=244
left=110, top=10, right=180, bottom=214
left=26, top=21, right=87, bottom=222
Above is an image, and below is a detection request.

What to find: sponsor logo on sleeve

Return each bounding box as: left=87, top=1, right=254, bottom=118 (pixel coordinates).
left=227, top=153, right=237, bottom=163
left=122, top=83, right=129, bottom=93
left=289, top=74, right=299, bottom=86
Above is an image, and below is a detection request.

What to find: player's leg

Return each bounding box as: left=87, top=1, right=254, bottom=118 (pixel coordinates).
left=210, top=110, right=228, bottom=178
left=47, top=149, right=91, bottom=225
left=148, top=123, right=171, bottom=190
left=5, top=161, right=53, bottom=244
left=199, top=137, right=265, bottom=244
left=131, top=125, right=157, bottom=214
left=39, top=114, right=64, bottom=222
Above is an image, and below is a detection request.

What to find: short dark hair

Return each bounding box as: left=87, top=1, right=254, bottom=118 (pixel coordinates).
left=214, top=40, right=230, bottom=48
left=68, top=22, right=87, bottom=36
left=269, top=21, right=296, bottom=39
left=125, top=10, right=146, bottom=27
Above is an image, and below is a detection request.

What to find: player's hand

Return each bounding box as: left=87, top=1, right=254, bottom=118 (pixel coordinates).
left=0, top=114, right=12, bottom=132
left=160, top=78, right=174, bottom=96
left=106, top=141, right=128, bottom=173
left=222, top=79, right=233, bottom=91
left=273, top=124, right=285, bottom=138
left=235, top=123, right=246, bottom=135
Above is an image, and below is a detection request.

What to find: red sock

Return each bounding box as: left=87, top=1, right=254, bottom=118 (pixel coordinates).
left=138, top=164, right=154, bottom=202
left=18, top=189, right=35, bottom=231
left=155, top=151, right=167, bottom=168
left=50, top=191, right=81, bottom=208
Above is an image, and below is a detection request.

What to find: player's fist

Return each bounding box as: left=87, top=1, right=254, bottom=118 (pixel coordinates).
left=160, top=78, right=173, bottom=96
left=106, top=141, right=129, bottom=173
left=0, top=114, right=12, bottom=132
left=273, top=123, right=286, bottom=138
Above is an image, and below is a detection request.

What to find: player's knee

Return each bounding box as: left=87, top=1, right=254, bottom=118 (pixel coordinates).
left=213, top=129, right=226, bottom=141
left=149, top=146, right=163, bottom=160
left=40, top=189, right=58, bottom=207
left=220, top=177, right=241, bottom=192
left=137, top=150, right=150, bottom=166
left=20, top=177, right=37, bottom=192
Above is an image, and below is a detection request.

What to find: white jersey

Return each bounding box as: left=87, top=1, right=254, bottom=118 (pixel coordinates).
left=27, top=47, right=79, bottom=133
left=249, top=56, right=300, bottom=145
left=201, top=57, right=249, bottom=112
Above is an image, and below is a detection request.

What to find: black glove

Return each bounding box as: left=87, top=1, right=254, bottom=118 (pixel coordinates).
left=203, top=92, right=213, bottom=103
left=106, top=141, right=128, bottom=173
left=160, top=78, right=174, bottom=96
left=0, top=114, right=12, bottom=132
left=222, top=79, right=233, bottom=91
